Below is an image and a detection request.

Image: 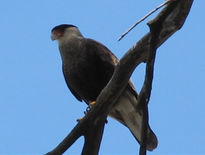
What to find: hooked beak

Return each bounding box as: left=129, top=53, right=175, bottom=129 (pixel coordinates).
left=51, top=33, right=57, bottom=41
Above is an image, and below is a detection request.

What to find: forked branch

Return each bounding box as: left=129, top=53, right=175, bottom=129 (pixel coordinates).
left=45, top=0, right=193, bottom=155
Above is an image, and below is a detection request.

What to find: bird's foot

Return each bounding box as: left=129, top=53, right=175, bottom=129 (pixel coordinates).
left=89, top=101, right=96, bottom=107
left=76, top=118, right=83, bottom=122
left=76, top=110, right=89, bottom=122
left=76, top=101, right=97, bottom=122
left=85, top=101, right=96, bottom=112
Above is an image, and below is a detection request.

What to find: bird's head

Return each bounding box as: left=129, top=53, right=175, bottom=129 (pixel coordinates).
left=51, top=24, right=82, bottom=41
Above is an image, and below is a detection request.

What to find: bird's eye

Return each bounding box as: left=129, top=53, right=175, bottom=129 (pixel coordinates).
left=53, top=30, right=63, bottom=37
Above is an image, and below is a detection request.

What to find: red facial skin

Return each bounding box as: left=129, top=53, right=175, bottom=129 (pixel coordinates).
left=52, top=30, right=63, bottom=38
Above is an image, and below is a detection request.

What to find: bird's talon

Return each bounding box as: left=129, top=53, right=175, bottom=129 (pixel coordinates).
left=77, top=118, right=83, bottom=122
left=89, top=101, right=96, bottom=107
left=86, top=106, right=90, bottom=112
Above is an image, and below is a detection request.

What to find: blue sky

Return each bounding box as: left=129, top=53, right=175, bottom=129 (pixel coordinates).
left=0, top=0, right=204, bottom=155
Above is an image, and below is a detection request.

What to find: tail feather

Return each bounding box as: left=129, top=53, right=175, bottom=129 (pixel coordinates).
left=109, top=90, right=158, bottom=151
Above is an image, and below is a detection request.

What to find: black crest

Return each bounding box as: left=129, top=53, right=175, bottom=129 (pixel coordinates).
left=51, top=24, right=77, bottom=32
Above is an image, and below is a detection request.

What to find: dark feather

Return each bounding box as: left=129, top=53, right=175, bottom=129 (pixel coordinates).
left=62, top=65, right=82, bottom=102
left=57, top=28, right=158, bottom=150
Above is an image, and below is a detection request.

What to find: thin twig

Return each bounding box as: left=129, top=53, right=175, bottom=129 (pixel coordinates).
left=118, top=0, right=173, bottom=41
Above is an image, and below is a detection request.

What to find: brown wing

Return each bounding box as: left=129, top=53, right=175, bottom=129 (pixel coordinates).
left=61, top=38, right=118, bottom=103
left=85, top=39, right=138, bottom=99
left=62, top=38, right=138, bottom=103
left=62, top=66, right=83, bottom=102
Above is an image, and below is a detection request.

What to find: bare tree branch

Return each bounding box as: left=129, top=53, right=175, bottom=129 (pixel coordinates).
left=81, top=118, right=106, bottom=155
left=118, top=0, right=174, bottom=41
left=138, top=6, right=166, bottom=155
left=45, top=0, right=193, bottom=155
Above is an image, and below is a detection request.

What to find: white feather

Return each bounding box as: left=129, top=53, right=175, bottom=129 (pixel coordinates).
left=109, top=90, right=158, bottom=151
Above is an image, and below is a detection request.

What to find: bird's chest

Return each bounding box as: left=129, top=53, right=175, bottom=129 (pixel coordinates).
left=63, top=52, right=106, bottom=101
left=64, top=53, right=99, bottom=84
left=63, top=50, right=95, bottom=75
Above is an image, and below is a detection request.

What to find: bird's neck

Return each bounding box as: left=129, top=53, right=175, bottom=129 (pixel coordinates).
left=58, top=35, right=84, bottom=66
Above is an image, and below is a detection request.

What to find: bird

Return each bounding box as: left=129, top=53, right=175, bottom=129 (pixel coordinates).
left=51, top=24, right=158, bottom=151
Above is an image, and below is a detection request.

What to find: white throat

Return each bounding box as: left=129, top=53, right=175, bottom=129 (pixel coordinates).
left=58, top=27, right=84, bottom=65
left=58, top=27, right=84, bottom=45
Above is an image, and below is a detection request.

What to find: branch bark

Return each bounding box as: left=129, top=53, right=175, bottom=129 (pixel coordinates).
left=45, top=0, right=193, bottom=154
left=139, top=6, right=165, bottom=154
left=81, top=119, right=106, bottom=155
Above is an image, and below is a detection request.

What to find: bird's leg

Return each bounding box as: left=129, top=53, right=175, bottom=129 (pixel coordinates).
left=89, top=101, right=96, bottom=107
left=77, top=101, right=108, bottom=124
left=89, top=101, right=108, bottom=124
left=86, top=101, right=97, bottom=112
left=76, top=118, right=82, bottom=122
left=76, top=110, right=89, bottom=122
left=77, top=101, right=97, bottom=122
